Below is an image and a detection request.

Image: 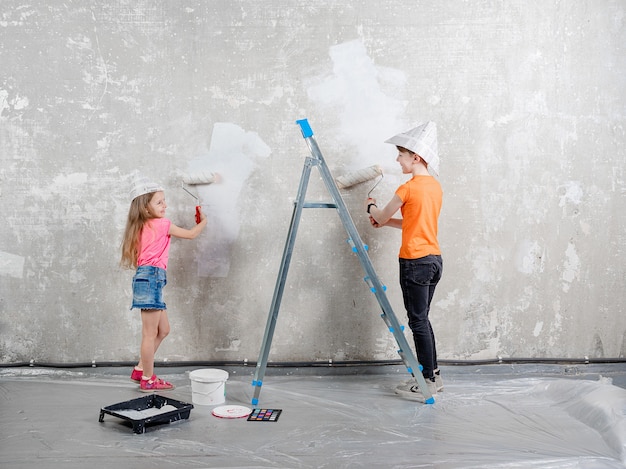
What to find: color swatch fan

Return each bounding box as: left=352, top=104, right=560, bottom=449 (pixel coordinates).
left=247, top=408, right=282, bottom=422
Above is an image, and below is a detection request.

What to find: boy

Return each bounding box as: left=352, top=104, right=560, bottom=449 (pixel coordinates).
left=365, top=121, right=444, bottom=400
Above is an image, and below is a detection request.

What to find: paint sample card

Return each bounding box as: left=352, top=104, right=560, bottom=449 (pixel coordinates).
left=247, top=408, right=282, bottom=422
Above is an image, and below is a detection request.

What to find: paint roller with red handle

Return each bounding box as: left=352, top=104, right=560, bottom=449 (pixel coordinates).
left=181, top=171, right=221, bottom=224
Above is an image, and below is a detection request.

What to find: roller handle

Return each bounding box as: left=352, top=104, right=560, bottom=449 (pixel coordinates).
left=195, top=206, right=202, bottom=224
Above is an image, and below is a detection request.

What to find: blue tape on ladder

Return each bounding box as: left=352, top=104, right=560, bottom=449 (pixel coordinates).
left=296, top=119, right=313, bottom=138
left=364, top=276, right=386, bottom=292
left=425, top=396, right=435, bottom=404
left=347, top=238, right=369, bottom=253
left=407, top=367, right=413, bottom=373
left=251, top=397, right=259, bottom=405
left=252, top=380, right=262, bottom=387
left=389, top=327, right=395, bottom=333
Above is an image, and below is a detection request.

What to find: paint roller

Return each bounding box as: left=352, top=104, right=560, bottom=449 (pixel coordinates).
left=335, top=164, right=384, bottom=196
left=181, top=171, right=221, bottom=224
left=182, top=171, right=220, bottom=185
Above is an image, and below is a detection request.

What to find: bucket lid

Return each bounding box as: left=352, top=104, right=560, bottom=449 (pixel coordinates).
left=212, top=405, right=252, bottom=419
left=189, top=368, right=229, bottom=382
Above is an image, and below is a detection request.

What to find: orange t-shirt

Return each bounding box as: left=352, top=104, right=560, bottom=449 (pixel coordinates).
left=395, top=176, right=442, bottom=259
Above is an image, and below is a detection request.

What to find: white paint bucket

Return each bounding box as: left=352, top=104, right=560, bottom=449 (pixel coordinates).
left=189, top=369, right=229, bottom=406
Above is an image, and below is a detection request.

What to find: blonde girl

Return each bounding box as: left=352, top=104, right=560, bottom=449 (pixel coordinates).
left=121, top=176, right=207, bottom=392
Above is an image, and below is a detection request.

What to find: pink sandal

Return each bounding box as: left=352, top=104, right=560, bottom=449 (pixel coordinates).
left=139, top=375, right=175, bottom=392
left=130, top=367, right=143, bottom=383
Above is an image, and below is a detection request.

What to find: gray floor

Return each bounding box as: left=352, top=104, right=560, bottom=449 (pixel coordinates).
left=1, top=363, right=626, bottom=468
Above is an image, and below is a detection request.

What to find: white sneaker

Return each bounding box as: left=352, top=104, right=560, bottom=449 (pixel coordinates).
left=434, top=372, right=444, bottom=392
left=395, top=377, right=437, bottom=402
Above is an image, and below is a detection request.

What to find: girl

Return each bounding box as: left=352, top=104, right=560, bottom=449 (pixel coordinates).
left=121, top=175, right=207, bottom=392
left=365, top=122, right=444, bottom=400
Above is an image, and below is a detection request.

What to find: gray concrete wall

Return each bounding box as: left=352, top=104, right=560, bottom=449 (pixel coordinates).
left=0, top=1, right=624, bottom=364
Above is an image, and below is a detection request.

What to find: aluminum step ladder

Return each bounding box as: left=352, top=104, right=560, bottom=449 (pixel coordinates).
left=250, top=118, right=434, bottom=405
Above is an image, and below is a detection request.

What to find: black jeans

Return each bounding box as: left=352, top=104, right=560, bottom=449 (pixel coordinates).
left=399, top=255, right=443, bottom=379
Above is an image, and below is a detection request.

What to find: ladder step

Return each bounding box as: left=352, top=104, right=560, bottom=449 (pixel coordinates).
left=363, top=276, right=387, bottom=292
left=346, top=238, right=368, bottom=253
left=302, top=202, right=336, bottom=208
left=380, top=314, right=405, bottom=333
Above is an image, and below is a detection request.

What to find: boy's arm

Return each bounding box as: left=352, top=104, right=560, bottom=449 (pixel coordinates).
left=381, top=217, right=403, bottom=229
left=367, top=195, right=403, bottom=229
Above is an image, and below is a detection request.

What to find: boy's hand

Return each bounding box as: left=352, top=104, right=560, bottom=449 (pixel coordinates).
left=369, top=215, right=381, bottom=228
left=365, top=197, right=377, bottom=211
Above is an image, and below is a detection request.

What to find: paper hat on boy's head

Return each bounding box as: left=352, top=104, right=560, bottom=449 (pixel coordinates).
left=385, top=121, right=439, bottom=176
left=129, top=174, right=164, bottom=201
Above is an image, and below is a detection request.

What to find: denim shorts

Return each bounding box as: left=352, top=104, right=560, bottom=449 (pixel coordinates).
left=130, top=265, right=167, bottom=310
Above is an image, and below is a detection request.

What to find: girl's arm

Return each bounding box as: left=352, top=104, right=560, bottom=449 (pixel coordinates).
left=368, top=195, right=403, bottom=230
left=169, top=212, right=207, bottom=239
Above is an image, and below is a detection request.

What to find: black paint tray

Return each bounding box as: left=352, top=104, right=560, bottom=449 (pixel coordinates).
left=99, top=394, right=193, bottom=434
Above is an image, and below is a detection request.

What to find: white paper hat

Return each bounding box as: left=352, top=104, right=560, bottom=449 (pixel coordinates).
left=129, top=174, right=164, bottom=201
left=385, top=121, right=439, bottom=176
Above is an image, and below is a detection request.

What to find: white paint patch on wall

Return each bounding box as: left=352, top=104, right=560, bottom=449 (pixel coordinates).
left=50, top=173, right=89, bottom=193
left=306, top=39, right=409, bottom=172
left=27, top=172, right=90, bottom=202
left=0, top=251, right=25, bottom=278
left=0, top=5, right=37, bottom=27
left=558, top=181, right=583, bottom=208
left=189, top=122, right=271, bottom=277
left=533, top=321, right=543, bottom=337
left=561, top=242, right=580, bottom=293
left=12, top=94, right=28, bottom=110
left=515, top=240, right=545, bottom=275
left=0, top=89, right=8, bottom=115
left=436, top=288, right=459, bottom=310
left=0, top=89, right=29, bottom=114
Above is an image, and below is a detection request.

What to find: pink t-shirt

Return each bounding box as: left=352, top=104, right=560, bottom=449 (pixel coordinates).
left=137, top=218, right=172, bottom=270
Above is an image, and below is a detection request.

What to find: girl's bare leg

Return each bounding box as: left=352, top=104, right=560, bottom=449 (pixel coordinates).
left=137, top=309, right=170, bottom=378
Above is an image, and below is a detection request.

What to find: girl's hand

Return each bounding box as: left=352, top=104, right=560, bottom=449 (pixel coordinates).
left=197, top=207, right=207, bottom=223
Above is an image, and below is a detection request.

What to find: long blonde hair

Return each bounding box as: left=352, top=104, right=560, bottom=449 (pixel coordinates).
left=120, top=192, right=157, bottom=269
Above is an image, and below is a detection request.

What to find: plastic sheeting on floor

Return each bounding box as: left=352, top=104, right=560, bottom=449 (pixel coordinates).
left=0, top=364, right=625, bottom=468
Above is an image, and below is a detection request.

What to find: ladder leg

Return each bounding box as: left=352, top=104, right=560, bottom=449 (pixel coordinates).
left=251, top=158, right=315, bottom=405
left=376, top=293, right=434, bottom=403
